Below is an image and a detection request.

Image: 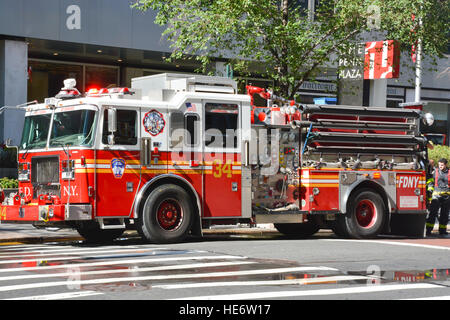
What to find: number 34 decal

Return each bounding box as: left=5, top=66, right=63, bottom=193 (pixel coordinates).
left=212, top=160, right=233, bottom=178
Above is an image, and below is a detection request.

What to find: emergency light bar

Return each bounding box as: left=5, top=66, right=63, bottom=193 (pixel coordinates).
left=86, top=87, right=132, bottom=96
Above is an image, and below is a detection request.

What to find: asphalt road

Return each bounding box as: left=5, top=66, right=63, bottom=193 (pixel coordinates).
left=0, top=228, right=449, bottom=309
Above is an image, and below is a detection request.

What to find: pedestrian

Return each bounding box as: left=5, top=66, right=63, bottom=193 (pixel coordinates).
left=426, top=158, right=450, bottom=237
left=426, top=159, right=435, bottom=205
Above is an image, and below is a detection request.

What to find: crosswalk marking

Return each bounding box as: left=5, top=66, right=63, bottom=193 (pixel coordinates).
left=403, top=295, right=450, bottom=300
left=320, top=239, right=450, bottom=251
left=6, top=291, right=104, bottom=300
left=174, top=283, right=442, bottom=300
left=0, top=242, right=447, bottom=301
left=0, top=247, right=179, bottom=265
left=0, top=245, right=69, bottom=251
left=152, top=275, right=373, bottom=289
left=0, top=247, right=168, bottom=259
left=0, top=266, right=337, bottom=293
left=0, top=261, right=256, bottom=282
left=0, top=244, right=141, bottom=253
left=0, top=254, right=247, bottom=273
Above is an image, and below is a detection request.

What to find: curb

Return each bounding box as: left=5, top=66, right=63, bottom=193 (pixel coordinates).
left=0, top=236, right=84, bottom=245
left=0, top=228, right=281, bottom=245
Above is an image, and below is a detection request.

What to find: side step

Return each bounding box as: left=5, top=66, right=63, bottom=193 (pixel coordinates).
left=98, top=218, right=126, bottom=230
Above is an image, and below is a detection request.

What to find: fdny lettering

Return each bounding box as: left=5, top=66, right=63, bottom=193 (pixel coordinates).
left=66, top=5, right=81, bottom=30
left=18, top=187, right=31, bottom=197
left=63, top=186, right=78, bottom=196
left=397, top=176, right=420, bottom=188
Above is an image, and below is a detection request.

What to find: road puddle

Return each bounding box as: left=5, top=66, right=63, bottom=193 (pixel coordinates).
left=349, top=268, right=450, bottom=284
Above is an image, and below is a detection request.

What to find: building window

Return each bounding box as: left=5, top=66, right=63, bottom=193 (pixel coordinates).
left=85, top=65, right=119, bottom=91
left=28, top=61, right=82, bottom=103
left=27, top=60, right=119, bottom=103
left=422, top=102, right=449, bottom=145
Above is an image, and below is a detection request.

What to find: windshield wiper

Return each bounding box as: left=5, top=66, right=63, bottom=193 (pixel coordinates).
left=52, top=142, right=73, bottom=157
left=21, top=145, right=32, bottom=160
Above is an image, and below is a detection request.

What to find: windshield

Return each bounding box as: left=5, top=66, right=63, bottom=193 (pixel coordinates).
left=49, top=110, right=96, bottom=147
left=20, top=114, right=52, bottom=150
left=20, top=109, right=97, bottom=150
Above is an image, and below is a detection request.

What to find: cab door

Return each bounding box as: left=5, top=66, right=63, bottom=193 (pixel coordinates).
left=202, top=101, right=242, bottom=217
left=96, top=106, right=141, bottom=217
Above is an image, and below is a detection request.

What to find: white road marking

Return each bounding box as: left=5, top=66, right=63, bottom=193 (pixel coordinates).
left=6, top=290, right=103, bottom=300
left=0, top=261, right=256, bottom=282
left=0, top=247, right=183, bottom=265
left=174, top=283, right=442, bottom=300
left=0, top=255, right=248, bottom=273
left=403, top=295, right=450, bottom=300
left=0, top=247, right=167, bottom=259
left=0, top=245, right=68, bottom=251
left=0, top=266, right=337, bottom=293
left=153, top=275, right=372, bottom=289
left=0, top=244, right=138, bottom=252
left=320, top=239, right=450, bottom=251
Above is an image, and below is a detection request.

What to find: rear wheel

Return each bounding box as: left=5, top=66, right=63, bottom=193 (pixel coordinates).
left=340, top=189, right=386, bottom=239
left=137, top=184, right=193, bottom=243
left=274, top=220, right=320, bottom=238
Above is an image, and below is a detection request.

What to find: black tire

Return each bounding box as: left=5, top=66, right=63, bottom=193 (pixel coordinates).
left=76, top=221, right=125, bottom=243
left=332, top=217, right=351, bottom=238
left=274, top=221, right=320, bottom=238
left=342, top=188, right=386, bottom=239
left=137, top=184, right=193, bottom=243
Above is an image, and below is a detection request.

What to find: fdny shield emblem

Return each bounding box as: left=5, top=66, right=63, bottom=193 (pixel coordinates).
left=111, top=158, right=126, bottom=179
left=143, top=110, right=165, bottom=136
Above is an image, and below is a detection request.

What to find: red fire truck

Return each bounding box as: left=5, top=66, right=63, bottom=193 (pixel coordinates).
left=0, top=74, right=433, bottom=243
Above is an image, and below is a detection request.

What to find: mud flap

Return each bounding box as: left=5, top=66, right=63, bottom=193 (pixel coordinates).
left=389, top=213, right=426, bottom=238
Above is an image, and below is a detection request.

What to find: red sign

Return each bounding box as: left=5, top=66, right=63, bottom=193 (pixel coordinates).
left=364, top=40, right=400, bottom=79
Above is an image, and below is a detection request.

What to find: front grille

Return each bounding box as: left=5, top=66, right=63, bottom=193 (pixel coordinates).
left=31, top=156, right=60, bottom=198
left=32, top=157, right=59, bottom=183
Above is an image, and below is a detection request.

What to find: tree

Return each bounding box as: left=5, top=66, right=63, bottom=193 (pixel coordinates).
left=132, top=0, right=449, bottom=99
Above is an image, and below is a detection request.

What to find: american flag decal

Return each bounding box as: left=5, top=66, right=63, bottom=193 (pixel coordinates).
left=186, top=102, right=197, bottom=112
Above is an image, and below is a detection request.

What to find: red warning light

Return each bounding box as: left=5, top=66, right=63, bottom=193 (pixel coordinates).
left=87, top=88, right=99, bottom=95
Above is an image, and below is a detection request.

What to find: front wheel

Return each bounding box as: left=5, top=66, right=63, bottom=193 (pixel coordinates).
left=340, top=189, right=386, bottom=239
left=137, top=184, right=193, bottom=243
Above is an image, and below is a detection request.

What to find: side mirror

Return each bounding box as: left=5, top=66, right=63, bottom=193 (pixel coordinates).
left=107, top=134, right=115, bottom=145
left=108, top=108, right=117, bottom=133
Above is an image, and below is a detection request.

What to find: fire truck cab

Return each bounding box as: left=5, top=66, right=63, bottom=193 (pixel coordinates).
left=0, top=73, right=433, bottom=243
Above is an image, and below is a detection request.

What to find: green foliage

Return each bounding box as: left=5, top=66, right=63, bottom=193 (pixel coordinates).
left=428, top=145, right=450, bottom=166
left=0, top=177, right=18, bottom=189
left=132, top=0, right=449, bottom=98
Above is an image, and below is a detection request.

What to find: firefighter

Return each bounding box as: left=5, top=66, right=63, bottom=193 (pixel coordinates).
left=426, top=159, right=435, bottom=205
left=426, top=158, right=450, bottom=237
